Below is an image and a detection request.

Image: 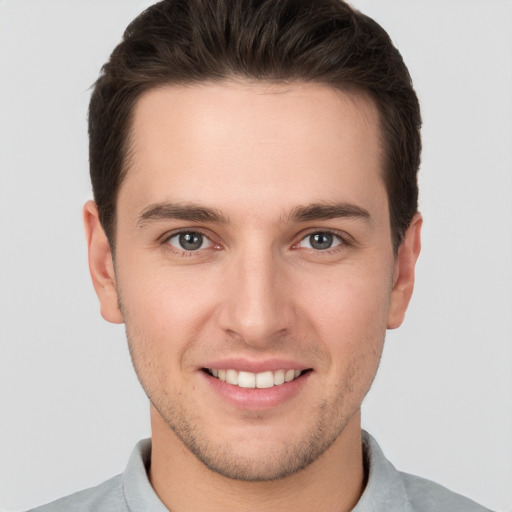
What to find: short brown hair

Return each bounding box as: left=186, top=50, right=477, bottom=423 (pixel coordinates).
left=89, top=0, right=421, bottom=251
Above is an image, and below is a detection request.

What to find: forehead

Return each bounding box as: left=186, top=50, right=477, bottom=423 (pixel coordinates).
left=121, top=81, right=386, bottom=223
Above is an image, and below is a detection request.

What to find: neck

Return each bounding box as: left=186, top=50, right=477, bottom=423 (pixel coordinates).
left=149, top=407, right=366, bottom=512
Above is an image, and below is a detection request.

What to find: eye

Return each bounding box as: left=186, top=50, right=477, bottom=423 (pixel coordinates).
left=297, top=232, right=343, bottom=251
left=166, top=231, right=214, bottom=251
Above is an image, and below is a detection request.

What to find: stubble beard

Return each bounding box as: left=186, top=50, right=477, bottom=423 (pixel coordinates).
left=120, top=291, right=383, bottom=482
left=126, top=333, right=365, bottom=483
left=150, top=390, right=354, bottom=482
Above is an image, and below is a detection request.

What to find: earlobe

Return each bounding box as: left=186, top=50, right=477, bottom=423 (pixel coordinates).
left=387, top=213, right=422, bottom=329
left=83, top=200, right=124, bottom=324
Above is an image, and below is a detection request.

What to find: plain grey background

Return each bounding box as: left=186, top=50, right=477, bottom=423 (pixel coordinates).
left=0, top=1, right=511, bottom=511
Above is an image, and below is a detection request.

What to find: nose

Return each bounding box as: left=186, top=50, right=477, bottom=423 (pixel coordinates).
left=217, top=246, right=293, bottom=348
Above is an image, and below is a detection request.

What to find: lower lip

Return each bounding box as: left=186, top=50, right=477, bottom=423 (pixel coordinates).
left=201, top=371, right=311, bottom=410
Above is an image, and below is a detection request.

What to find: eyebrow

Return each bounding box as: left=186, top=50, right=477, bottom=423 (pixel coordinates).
left=136, top=201, right=370, bottom=227
left=286, top=202, right=371, bottom=223
left=137, top=202, right=229, bottom=226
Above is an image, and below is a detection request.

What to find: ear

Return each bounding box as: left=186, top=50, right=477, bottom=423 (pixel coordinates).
left=387, top=212, right=422, bottom=329
left=83, top=200, right=124, bottom=324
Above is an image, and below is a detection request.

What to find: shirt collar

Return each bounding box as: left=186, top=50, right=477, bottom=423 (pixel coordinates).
left=352, top=431, right=414, bottom=512
left=123, top=438, right=168, bottom=511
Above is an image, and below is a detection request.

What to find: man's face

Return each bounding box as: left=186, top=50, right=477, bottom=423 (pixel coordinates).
left=87, top=81, right=420, bottom=481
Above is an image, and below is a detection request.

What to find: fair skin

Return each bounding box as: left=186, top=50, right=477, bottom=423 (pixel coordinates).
left=85, top=81, right=421, bottom=512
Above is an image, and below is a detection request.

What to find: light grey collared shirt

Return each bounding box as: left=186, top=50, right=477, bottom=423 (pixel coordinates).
left=27, top=432, right=492, bottom=511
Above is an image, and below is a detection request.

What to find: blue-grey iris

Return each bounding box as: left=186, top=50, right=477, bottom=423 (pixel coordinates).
left=179, top=232, right=203, bottom=250
left=310, top=233, right=333, bottom=250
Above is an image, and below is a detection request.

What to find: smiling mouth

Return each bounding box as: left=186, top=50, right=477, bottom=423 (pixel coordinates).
left=204, top=368, right=310, bottom=389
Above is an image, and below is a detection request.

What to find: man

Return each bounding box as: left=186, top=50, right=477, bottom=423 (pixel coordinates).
left=28, top=0, right=491, bottom=510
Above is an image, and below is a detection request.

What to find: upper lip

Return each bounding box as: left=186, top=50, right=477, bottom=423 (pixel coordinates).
left=201, top=358, right=311, bottom=373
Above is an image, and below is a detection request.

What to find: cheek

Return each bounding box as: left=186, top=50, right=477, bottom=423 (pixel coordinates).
left=300, top=266, right=392, bottom=337
left=296, top=263, right=391, bottom=382
left=119, top=273, right=212, bottom=397
left=116, top=259, right=222, bottom=356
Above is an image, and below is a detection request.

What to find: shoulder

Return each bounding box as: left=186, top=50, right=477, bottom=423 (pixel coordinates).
left=25, top=439, right=163, bottom=512
left=25, top=474, right=127, bottom=512
left=399, top=471, right=493, bottom=512
left=358, top=431, right=493, bottom=512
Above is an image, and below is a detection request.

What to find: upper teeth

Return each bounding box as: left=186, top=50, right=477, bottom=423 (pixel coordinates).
left=209, top=368, right=302, bottom=388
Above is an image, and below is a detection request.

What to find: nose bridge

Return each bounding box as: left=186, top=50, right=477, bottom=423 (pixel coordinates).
left=219, top=241, right=290, bottom=346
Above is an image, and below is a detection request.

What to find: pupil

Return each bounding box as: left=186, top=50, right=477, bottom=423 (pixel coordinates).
left=310, top=233, right=333, bottom=250
left=179, top=232, right=203, bottom=250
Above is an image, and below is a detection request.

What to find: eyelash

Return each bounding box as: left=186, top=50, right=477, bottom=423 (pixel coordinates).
left=162, top=229, right=219, bottom=257
left=293, top=230, right=348, bottom=252
left=161, top=228, right=351, bottom=256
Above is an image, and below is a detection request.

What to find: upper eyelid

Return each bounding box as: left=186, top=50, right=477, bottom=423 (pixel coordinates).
left=300, top=229, right=345, bottom=238
left=294, top=228, right=351, bottom=245
left=163, top=230, right=218, bottom=255
left=293, top=232, right=345, bottom=252
left=160, top=227, right=216, bottom=244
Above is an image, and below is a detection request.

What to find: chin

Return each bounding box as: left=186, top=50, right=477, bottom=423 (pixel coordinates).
left=160, top=404, right=350, bottom=482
